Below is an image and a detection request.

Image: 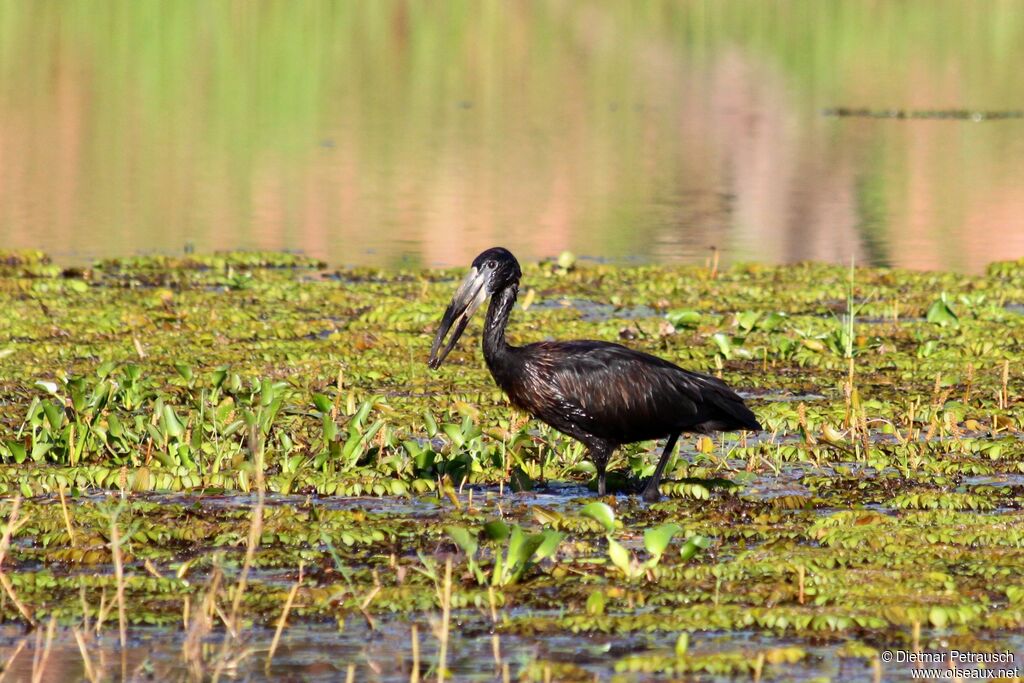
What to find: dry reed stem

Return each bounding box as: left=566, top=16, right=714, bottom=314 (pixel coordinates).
left=226, top=490, right=263, bottom=634
left=183, top=563, right=223, bottom=680
left=30, top=617, right=56, bottom=683
left=265, top=563, right=304, bottom=674
left=73, top=628, right=100, bottom=683
left=0, top=497, right=34, bottom=626
left=210, top=429, right=266, bottom=682
left=109, top=510, right=128, bottom=659
left=410, top=624, right=420, bottom=683
left=94, top=588, right=112, bottom=636
left=0, top=497, right=24, bottom=566
left=143, top=559, right=164, bottom=580
left=435, top=558, right=452, bottom=683
left=228, top=427, right=265, bottom=636
left=0, top=638, right=27, bottom=683
left=1001, top=360, right=1010, bottom=409
left=132, top=335, right=146, bottom=359
left=0, top=573, right=33, bottom=627
left=214, top=600, right=237, bottom=639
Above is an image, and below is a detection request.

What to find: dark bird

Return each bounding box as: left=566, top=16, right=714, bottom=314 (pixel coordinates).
left=428, top=247, right=761, bottom=501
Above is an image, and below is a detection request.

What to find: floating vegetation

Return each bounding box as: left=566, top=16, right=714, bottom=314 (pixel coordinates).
left=0, top=250, right=1022, bottom=680
left=823, top=107, right=1024, bottom=121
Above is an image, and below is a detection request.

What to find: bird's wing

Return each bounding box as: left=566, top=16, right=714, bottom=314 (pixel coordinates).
left=523, top=340, right=757, bottom=442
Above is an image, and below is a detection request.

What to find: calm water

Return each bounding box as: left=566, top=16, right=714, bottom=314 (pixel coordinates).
left=1, top=1, right=1023, bottom=272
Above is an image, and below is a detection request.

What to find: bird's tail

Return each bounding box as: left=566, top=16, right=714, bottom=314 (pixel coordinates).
left=693, top=374, right=762, bottom=432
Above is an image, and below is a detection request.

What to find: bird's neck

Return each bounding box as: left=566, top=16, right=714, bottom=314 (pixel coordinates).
left=482, top=284, right=518, bottom=370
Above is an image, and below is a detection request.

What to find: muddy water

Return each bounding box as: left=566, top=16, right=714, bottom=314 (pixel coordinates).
left=2, top=622, right=1020, bottom=682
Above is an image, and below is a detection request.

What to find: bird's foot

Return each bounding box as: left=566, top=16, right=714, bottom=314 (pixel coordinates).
left=621, top=475, right=659, bottom=501
left=590, top=470, right=632, bottom=496
left=640, top=485, right=661, bottom=503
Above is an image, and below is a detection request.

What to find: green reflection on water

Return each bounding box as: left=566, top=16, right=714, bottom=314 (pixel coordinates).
left=0, top=1, right=1022, bottom=271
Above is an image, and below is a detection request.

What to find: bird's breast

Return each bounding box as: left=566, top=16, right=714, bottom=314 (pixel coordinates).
left=487, top=355, right=553, bottom=418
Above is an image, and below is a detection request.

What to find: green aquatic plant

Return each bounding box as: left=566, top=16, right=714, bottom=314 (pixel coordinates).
left=444, top=521, right=563, bottom=586
left=0, top=251, right=1023, bottom=679
left=580, top=502, right=709, bottom=580
left=927, top=292, right=960, bottom=327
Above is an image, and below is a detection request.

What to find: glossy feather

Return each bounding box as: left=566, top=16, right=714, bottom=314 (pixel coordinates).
left=429, top=247, right=760, bottom=499
left=496, top=341, right=760, bottom=447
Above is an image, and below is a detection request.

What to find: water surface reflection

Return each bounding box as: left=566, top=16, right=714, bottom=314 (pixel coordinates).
left=0, top=2, right=1021, bottom=272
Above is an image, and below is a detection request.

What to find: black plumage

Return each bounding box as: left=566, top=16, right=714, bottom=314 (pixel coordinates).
left=428, top=247, right=760, bottom=500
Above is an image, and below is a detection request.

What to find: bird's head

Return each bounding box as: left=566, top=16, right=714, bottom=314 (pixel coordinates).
left=427, top=247, right=521, bottom=369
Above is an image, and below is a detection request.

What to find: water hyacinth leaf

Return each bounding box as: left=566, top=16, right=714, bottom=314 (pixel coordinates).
left=88, top=381, right=110, bottom=413
left=215, top=397, right=235, bottom=422
left=675, top=633, right=689, bottom=657
left=107, top=414, right=124, bottom=438
left=534, top=530, right=564, bottom=560
left=352, top=398, right=376, bottom=428
left=929, top=606, right=948, bottom=628
left=586, top=591, right=606, bottom=616
left=259, top=378, right=276, bottom=406
left=322, top=415, right=339, bottom=443
left=679, top=535, right=712, bottom=561
left=162, top=405, right=184, bottom=439
left=95, top=360, right=115, bottom=379
left=67, top=378, right=86, bottom=412
left=442, top=422, right=465, bottom=448
left=444, top=526, right=478, bottom=556
left=505, top=526, right=546, bottom=582
left=422, top=410, right=439, bottom=437
left=42, top=401, right=64, bottom=431
left=532, top=506, right=563, bottom=526
left=30, top=442, right=52, bottom=461
left=580, top=501, right=616, bottom=533
left=5, top=441, right=26, bottom=463
left=574, top=461, right=597, bottom=475
left=483, top=520, right=510, bottom=541
left=666, top=309, right=701, bottom=327
left=173, top=363, right=193, bottom=382
left=209, top=368, right=228, bottom=389
left=643, top=523, right=682, bottom=560
left=712, top=332, right=732, bottom=358
left=760, top=311, right=788, bottom=331
left=312, top=393, right=333, bottom=414
left=607, top=538, right=633, bottom=576
left=735, top=310, right=760, bottom=332
left=926, top=294, right=959, bottom=327
left=222, top=419, right=246, bottom=438
left=917, top=339, right=939, bottom=358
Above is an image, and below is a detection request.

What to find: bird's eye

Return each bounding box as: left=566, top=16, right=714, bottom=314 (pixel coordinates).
left=486, top=260, right=497, bottom=269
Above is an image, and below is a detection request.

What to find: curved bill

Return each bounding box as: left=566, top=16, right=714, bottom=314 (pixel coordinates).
left=427, top=268, right=488, bottom=369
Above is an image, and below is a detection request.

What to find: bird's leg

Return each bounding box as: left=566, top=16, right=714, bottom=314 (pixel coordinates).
left=590, top=445, right=610, bottom=496
left=641, top=433, right=680, bottom=502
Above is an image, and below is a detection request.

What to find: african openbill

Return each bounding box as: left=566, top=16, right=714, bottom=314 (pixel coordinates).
left=427, top=247, right=760, bottom=501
